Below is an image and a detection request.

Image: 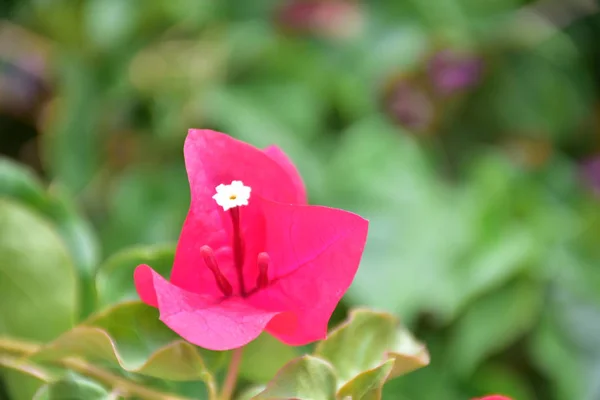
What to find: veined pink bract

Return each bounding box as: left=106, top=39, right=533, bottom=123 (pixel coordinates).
left=134, top=129, right=368, bottom=350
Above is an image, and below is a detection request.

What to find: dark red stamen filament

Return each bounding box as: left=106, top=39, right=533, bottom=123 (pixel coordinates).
left=229, top=207, right=246, bottom=296
left=200, top=245, right=233, bottom=297
left=256, top=252, right=270, bottom=289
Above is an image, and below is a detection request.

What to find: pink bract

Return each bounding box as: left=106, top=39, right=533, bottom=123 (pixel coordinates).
left=474, top=396, right=513, bottom=400
left=134, top=129, right=368, bottom=350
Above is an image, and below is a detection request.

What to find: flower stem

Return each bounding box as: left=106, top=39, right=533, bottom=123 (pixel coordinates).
left=0, top=336, right=39, bottom=355
left=0, top=354, right=53, bottom=383
left=0, top=336, right=194, bottom=400
left=59, top=358, right=191, bottom=400
left=220, top=347, right=243, bottom=400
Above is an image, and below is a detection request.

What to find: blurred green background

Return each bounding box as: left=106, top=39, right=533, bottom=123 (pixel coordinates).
left=1, top=0, right=600, bottom=399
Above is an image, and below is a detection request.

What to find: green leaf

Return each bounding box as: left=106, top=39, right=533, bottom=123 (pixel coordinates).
left=30, top=302, right=222, bottom=384
left=254, top=356, right=337, bottom=400
left=327, top=118, right=458, bottom=319
left=381, top=360, right=464, bottom=400
left=99, top=165, right=189, bottom=255
left=336, top=360, right=394, bottom=400
left=236, top=385, right=265, bottom=400
left=43, top=189, right=100, bottom=281
left=0, top=198, right=78, bottom=340
left=0, top=198, right=78, bottom=399
left=95, top=244, right=175, bottom=307
left=28, top=0, right=85, bottom=47
left=0, top=157, right=100, bottom=317
left=475, top=40, right=592, bottom=143
left=239, top=333, right=299, bottom=383
left=0, top=158, right=99, bottom=277
left=448, top=281, right=542, bottom=376
left=0, top=366, right=50, bottom=400
left=0, top=157, right=47, bottom=209
left=44, top=190, right=100, bottom=318
left=315, top=309, right=429, bottom=387
left=42, top=57, right=101, bottom=194
left=387, top=327, right=431, bottom=380
left=471, top=363, right=537, bottom=400
left=33, top=375, right=110, bottom=400
left=529, top=315, right=586, bottom=399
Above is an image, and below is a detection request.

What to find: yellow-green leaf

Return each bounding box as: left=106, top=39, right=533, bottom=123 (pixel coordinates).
left=315, top=309, right=429, bottom=386
left=30, top=302, right=223, bottom=384
left=239, top=333, right=299, bottom=383
left=337, top=360, right=394, bottom=400
left=0, top=198, right=78, bottom=399
left=254, top=356, right=337, bottom=400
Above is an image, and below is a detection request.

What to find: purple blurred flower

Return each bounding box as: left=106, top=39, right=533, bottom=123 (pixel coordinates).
left=0, top=63, right=46, bottom=114
left=581, top=157, right=600, bottom=193
left=0, top=23, right=50, bottom=116
left=428, top=49, right=484, bottom=95
left=385, top=80, right=435, bottom=133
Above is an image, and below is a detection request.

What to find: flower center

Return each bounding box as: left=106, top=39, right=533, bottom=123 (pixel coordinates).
left=212, top=180, right=251, bottom=211
left=207, top=181, right=269, bottom=298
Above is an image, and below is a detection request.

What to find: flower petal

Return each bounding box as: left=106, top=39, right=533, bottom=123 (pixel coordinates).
left=138, top=265, right=280, bottom=351
left=248, top=201, right=369, bottom=345
left=263, top=145, right=307, bottom=204
left=170, top=130, right=303, bottom=295
left=185, top=129, right=302, bottom=204
left=134, top=264, right=158, bottom=307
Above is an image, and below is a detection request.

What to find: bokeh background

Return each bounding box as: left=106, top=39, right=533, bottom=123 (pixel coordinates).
left=1, top=0, right=600, bottom=399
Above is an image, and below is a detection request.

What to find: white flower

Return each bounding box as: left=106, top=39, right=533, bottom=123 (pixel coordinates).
left=212, top=180, right=251, bottom=211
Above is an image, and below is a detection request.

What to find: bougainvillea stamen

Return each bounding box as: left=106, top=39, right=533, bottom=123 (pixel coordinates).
left=229, top=207, right=246, bottom=296
left=200, top=245, right=233, bottom=297
left=256, top=252, right=270, bottom=289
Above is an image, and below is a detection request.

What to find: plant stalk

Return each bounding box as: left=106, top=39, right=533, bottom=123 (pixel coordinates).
left=220, top=347, right=244, bottom=400
left=0, top=354, right=53, bottom=383
left=0, top=336, right=194, bottom=400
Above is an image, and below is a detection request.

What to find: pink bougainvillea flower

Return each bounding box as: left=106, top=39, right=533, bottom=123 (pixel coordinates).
left=134, top=129, right=368, bottom=351
left=473, top=395, right=513, bottom=400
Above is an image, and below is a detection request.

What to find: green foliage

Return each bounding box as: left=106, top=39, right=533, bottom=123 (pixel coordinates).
left=0, top=198, right=78, bottom=398
left=98, top=165, right=190, bottom=255
left=95, top=245, right=175, bottom=307
left=32, top=302, right=223, bottom=383
left=0, top=199, right=77, bottom=340
left=256, top=310, right=429, bottom=400
left=0, top=158, right=100, bottom=317
left=254, top=356, right=337, bottom=400
left=1, top=0, right=600, bottom=398
left=336, top=360, right=394, bottom=400
left=42, top=58, right=102, bottom=195
left=315, top=309, right=429, bottom=384
left=448, top=281, right=542, bottom=376
left=0, top=157, right=99, bottom=273
left=238, top=333, right=299, bottom=383
left=33, top=376, right=110, bottom=400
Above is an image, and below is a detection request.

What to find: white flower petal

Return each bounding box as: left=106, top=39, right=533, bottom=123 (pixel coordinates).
left=212, top=180, right=252, bottom=211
